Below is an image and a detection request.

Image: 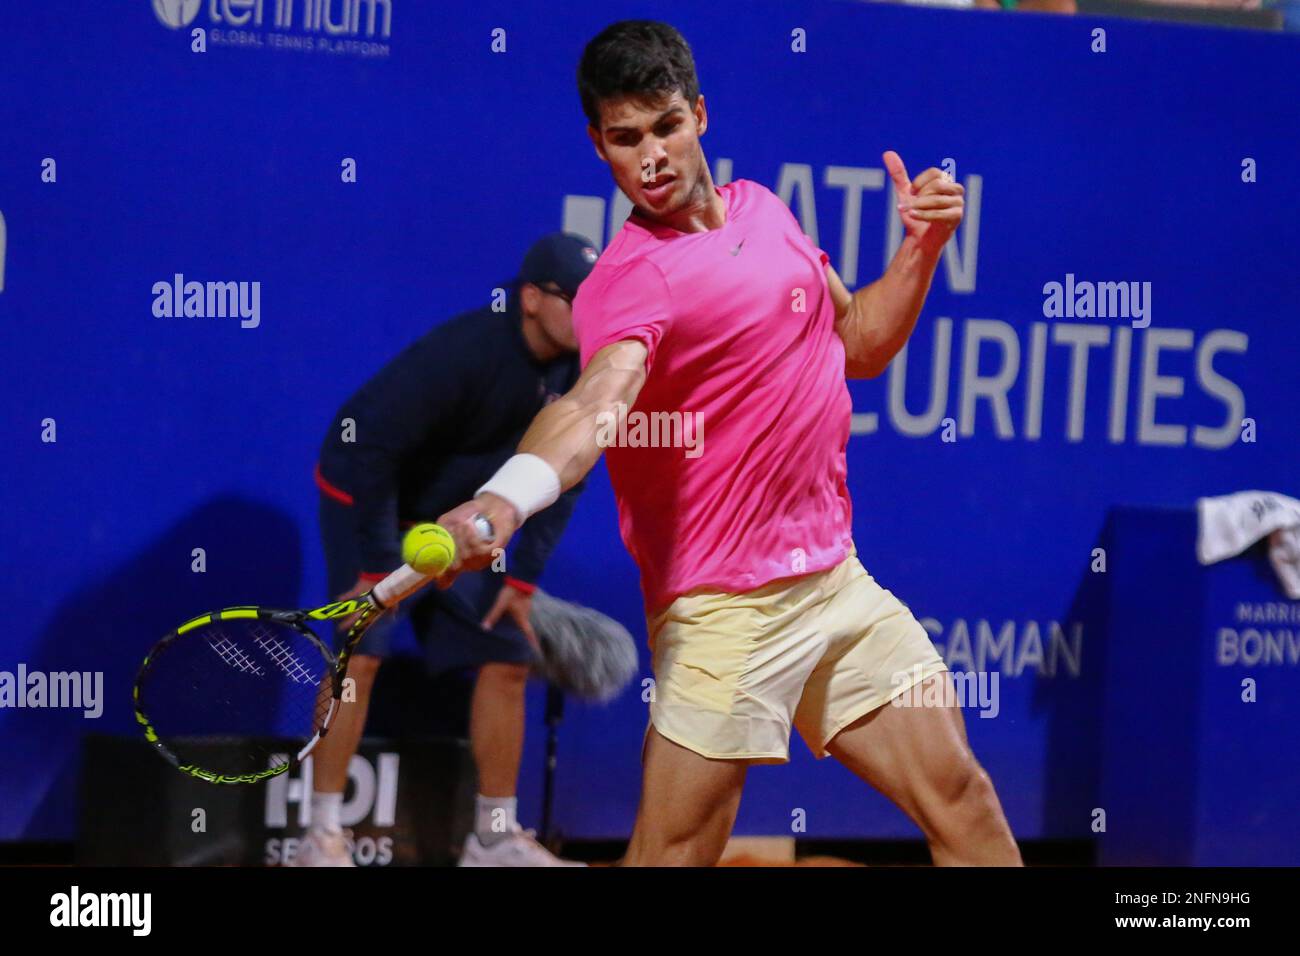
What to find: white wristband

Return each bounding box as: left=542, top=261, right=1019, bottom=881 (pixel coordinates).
left=476, top=453, right=561, bottom=523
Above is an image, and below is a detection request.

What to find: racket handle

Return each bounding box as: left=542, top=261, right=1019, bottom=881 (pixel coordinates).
left=371, top=518, right=495, bottom=608
left=371, top=563, right=435, bottom=607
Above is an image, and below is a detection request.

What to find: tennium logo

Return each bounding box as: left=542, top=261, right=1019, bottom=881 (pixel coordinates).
left=153, top=0, right=201, bottom=28
left=152, top=0, right=394, bottom=58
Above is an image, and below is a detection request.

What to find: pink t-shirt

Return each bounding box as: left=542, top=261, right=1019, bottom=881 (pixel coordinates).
left=573, top=178, right=853, bottom=613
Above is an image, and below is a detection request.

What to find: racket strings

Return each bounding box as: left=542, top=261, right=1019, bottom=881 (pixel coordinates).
left=247, top=622, right=319, bottom=685
left=143, top=617, right=337, bottom=777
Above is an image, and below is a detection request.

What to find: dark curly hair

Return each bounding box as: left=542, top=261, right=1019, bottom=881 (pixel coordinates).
left=577, top=20, right=701, bottom=130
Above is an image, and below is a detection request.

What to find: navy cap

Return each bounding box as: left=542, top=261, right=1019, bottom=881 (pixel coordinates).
left=518, top=232, right=599, bottom=297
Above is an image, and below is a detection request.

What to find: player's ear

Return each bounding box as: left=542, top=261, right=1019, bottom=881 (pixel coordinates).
left=693, top=94, right=707, bottom=137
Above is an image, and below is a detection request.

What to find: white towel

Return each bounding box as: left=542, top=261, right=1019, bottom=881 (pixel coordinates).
left=1196, top=491, right=1300, bottom=599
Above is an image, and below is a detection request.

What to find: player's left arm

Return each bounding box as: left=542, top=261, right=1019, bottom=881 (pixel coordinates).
left=827, top=150, right=964, bottom=379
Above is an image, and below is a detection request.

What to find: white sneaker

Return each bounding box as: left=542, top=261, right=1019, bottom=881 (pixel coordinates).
left=458, top=827, right=587, bottom=867
left=286, top=826, right=357, bottom=867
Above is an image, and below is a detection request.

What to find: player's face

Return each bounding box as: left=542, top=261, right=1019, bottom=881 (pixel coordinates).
left=589, top=90, right=709, bottom=220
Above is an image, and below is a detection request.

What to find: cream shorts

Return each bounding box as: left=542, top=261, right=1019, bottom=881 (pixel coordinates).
left=645, top=548, right=947, bottom=763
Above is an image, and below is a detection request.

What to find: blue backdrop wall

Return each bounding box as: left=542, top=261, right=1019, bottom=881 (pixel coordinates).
left=1, top=1, right=1297, bottom=844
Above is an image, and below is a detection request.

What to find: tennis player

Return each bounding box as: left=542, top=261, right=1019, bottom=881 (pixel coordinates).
left=436, top=20, right=1021, bottom=866
left=298, top=233, right=599, bottom=867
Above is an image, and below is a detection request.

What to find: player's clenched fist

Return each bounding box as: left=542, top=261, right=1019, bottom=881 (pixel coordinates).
left=434, top=493, right=519, bottom=586
left=885, top=150, right=964, bottom=256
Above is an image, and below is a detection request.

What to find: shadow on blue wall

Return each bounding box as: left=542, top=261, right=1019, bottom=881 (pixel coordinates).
left=1035, top=511, right=1113, bottom=843
left=3, top=496, right=301, bottom=839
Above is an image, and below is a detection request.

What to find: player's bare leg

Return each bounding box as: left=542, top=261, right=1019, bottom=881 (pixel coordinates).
left=621, top=728, right=748, bottom=866
left=826, top=672, right=1022, bottom=866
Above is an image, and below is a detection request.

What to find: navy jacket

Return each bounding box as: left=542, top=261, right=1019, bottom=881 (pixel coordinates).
left=317, top=293, right=582, bottom=582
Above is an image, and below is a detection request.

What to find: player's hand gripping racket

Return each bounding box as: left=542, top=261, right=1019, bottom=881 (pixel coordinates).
left=133, top=515, right=494, bottom=784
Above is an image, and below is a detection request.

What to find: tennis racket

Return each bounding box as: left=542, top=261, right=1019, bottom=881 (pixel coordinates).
left=134, top=516, right=493, bottom=784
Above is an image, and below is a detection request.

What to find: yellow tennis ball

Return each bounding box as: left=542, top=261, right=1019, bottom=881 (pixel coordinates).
left=402, top=523, right=456, bottom=576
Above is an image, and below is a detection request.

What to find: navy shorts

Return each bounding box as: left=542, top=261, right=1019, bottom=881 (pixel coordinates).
left=318, top=493, right=536, bottom=668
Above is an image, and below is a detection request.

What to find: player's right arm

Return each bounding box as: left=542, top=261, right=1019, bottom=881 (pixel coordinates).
left=517, top=338, right=648, bottom=488
left=437, top=338, right=649, bottom=570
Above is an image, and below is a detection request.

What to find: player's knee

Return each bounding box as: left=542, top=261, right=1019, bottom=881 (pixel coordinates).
left=923, top=758, right=1015, bottom=861
left=929, top=751, right=992, bottom=813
